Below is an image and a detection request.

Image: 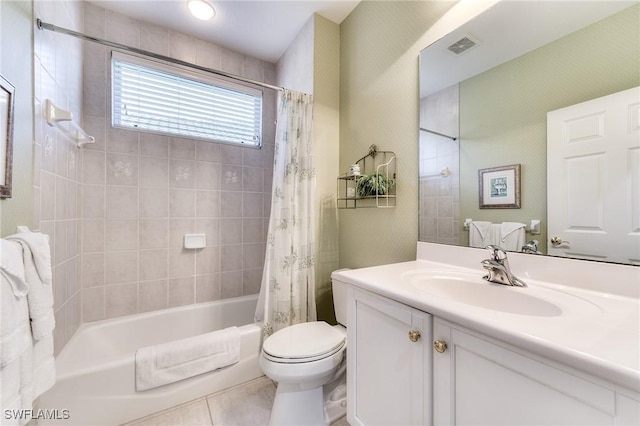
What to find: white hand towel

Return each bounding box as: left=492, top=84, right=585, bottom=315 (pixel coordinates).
left=0, top=239, right=28, bottom=297
left=501, top=222, right=526, bottom=252
left=7, top=230, right=52, bottom=285
left=135, top=326, right=241, bottom=391
left=32, top=335, right=55, bottom=398
left=1, top=254, right=31, bottom=368
left=8, top=237, right=55, bottom=341
left=469, top=221, right=491, bottom=248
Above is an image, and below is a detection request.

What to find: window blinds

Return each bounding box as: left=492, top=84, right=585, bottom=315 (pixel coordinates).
left=111, top=52, right=263, bottom=147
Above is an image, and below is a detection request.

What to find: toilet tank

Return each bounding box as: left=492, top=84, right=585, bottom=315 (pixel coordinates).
left=332, top=274, right=348, bottom=327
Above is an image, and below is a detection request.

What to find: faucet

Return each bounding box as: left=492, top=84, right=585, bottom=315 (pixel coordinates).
left=481, top=245, right=527, bottom=287
left=521, top=240, right=540, bottom=254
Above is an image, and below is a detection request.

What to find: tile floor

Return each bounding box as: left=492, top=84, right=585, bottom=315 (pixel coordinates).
left=122, top=376, right=349, bottom=426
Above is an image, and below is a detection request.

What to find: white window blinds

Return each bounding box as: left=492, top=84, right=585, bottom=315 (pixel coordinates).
left=111, top=52, right=263, bottom=147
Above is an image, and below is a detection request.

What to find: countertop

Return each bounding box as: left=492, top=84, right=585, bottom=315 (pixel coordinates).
left=332, top=243, right=640, bottom=393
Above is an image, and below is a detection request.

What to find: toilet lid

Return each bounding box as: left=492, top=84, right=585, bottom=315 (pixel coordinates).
left=263, top=322, right=346, bottom=360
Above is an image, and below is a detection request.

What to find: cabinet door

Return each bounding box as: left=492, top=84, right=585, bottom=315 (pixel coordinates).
left=433, top=319, right=617, bottom=426
left=348, top=289, right=432, bottom=426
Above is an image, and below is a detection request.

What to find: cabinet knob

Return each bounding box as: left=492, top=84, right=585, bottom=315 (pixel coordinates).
left=434, top=340, right=448, bottom=353
left=408, top=330, right=421, bottom=342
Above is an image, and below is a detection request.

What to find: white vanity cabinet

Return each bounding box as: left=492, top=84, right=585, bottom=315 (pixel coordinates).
left=346, top=288, right=640, bottom=426
left=432, top=318, right=640, bottom=426
left=347, top=288, right=432, bottom=426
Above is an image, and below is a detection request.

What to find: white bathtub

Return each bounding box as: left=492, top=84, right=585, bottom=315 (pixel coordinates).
left=38, top=295, right=263, bottom=425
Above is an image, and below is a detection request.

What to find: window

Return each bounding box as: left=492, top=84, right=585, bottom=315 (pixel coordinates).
left=111, top=52, right=262, bottom=147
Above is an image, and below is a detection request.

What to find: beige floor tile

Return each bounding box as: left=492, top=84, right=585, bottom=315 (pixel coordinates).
left=331, top=416, right=350, bottom=426
left=124, top=398, right=212, bottom=426
left=207, top=376, right=276, bottom=426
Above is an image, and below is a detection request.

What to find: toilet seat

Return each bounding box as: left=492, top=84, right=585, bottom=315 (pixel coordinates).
left=262, top=322, right=346, bottom=364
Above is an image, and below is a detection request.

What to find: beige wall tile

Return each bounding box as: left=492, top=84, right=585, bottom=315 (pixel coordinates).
left=106, top=218, right=139, bottom=250
left=106, top=186, right=139, bottom=218
left=82, top=252, right=105, bottom=287
left=169, top=189, right=196, bottom=218
left=169, top=159, right=196, bottom=189
left=105, top=251, right=138, bottom=285
left=139, top=279, right=168, bottom=313
left=105, top=282, right=138, bottom=318
left=83, top=219, right=104, bottom=252
left=196, top=190, right=220, bottom=218
left=169, top=249, right=195, bottom=278
left=107, top=153, right=138, bottom=186
left=195, top=245, right=220, bottom=275
left=169, top=137, right=195, bottom=160
left=168, top=276, right=195, bottom=307
left=107, top=127, right=139, bottom=154
left=139, top=249, right=169, bottom=281
left=220, top=271, right=243, bottom=299
left=139, top=133, right=168, bottom=157
left=195, top=141, right=220, bottom=163
left=139, top=156, right=169, bottom=187
left=140, top=22, right=169, bottom=56
left=139, top=219, right=169, bottom=249
left=139, top=187, right=169, bottom=218
left=195, top=274, right=220, bottom=303
left=196, top=162, right=220, bottom=190
left=82, top=286, right=105, bottom=322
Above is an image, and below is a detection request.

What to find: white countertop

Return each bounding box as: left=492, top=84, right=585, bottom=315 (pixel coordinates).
left=332, top=243, right=640, bottom=393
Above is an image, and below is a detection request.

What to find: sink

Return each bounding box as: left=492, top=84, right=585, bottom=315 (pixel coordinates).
left=402, top=271, right=564, bottom=317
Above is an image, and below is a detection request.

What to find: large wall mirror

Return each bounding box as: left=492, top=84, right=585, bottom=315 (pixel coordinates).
left=418, top=0, right=639, bottom=265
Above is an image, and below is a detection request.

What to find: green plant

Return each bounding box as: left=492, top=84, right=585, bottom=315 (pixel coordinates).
left=356, top=173, right=395, bottom=198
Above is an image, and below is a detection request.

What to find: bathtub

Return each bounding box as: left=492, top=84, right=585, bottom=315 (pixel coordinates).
left=38, top=295, right=263, bottom=426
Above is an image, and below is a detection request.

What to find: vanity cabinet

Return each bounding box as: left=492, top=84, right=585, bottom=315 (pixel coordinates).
left=346, top=290, right=640, bottom=426
left=433, top=318, right=639, bottom=426
left=347, top=288, right=432, bottom=426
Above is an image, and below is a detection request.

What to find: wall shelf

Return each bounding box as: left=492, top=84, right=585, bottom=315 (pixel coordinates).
left=45, top=99, right=95, bottom=148
left=337, top=145, right=397, bottom=209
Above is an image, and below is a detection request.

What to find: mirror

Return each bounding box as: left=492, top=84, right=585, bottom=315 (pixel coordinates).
left=418, top=1, right=639, bottom=265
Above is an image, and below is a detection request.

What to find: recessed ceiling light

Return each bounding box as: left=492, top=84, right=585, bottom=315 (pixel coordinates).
left=187, top=0, right=216, bottom=21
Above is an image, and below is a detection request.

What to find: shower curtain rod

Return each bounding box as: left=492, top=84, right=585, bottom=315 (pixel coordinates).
left=420, top=127, right=457, bottom=141
left=36, top=19, right=284, bottom=93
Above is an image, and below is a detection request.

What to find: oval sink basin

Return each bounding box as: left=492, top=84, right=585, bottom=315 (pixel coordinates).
left=402, top=271, right=564, bottom=317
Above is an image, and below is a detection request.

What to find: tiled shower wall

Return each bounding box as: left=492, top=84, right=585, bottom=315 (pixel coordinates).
left=33, top=0, right=84, bottom=354
left=80, top=3, right=276, bottom=321
left=419, top=85, right=460, bottom=245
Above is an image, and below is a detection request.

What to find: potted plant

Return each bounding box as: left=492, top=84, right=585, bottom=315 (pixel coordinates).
left=356, top=173, right=395, bottom=198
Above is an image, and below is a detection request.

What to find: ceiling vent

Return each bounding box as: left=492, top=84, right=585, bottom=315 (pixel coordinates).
left=446, top=34, right=480, bottom=55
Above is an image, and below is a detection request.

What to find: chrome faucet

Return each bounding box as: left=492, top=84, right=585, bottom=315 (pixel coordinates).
left=481, top=245, right=527, bottom=287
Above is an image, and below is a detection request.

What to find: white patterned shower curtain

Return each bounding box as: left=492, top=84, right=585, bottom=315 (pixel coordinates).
left=254, top=89, right=316, bottom=338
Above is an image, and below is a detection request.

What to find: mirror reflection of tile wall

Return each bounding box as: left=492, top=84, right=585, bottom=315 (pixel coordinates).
left=419, top=84, right=460, bottom=245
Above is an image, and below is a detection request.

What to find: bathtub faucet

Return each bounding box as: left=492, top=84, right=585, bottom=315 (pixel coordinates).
left=481, top=245, right=527, bottom=287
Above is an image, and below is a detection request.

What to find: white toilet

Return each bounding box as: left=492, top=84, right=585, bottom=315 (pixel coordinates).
left=259, top=279, right=348, bottom=426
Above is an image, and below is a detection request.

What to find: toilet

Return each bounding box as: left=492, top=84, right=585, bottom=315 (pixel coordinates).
left=259, top=279, right=348, bottom=426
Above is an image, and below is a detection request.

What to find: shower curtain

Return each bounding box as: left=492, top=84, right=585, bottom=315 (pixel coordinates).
left=255, top=89, right=316, bottom=338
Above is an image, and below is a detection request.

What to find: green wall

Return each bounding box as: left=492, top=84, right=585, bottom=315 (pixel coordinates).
left=459, top=5, right=640, bottom=251
left=339, top=0, right=455, bottom=268
left=0, top=0, right=34, bottom=237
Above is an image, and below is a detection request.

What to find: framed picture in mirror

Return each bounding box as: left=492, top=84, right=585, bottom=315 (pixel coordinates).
left=478, top=164, right=521, bottom=209
left=0, top=74, right=15, bottom=199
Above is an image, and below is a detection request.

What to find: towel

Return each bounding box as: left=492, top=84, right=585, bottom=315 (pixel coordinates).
left=1, top=240, right=35, bottom=426
left=469, top=222, right=501, bottom=248
left=0, top=229, right=55, bottom=423
left=469, top=221, right=491, bottom=248
left=7, top=229, right=52, bottom=285
left=135, top=326, right=241, bottom=391
left=501, top=222, right=526, bottom=252
left=7, top=232, right=55, bottom=341
left=0, top=238, right=28, bottom=297
left=0, top=240, right=31, bottom=368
